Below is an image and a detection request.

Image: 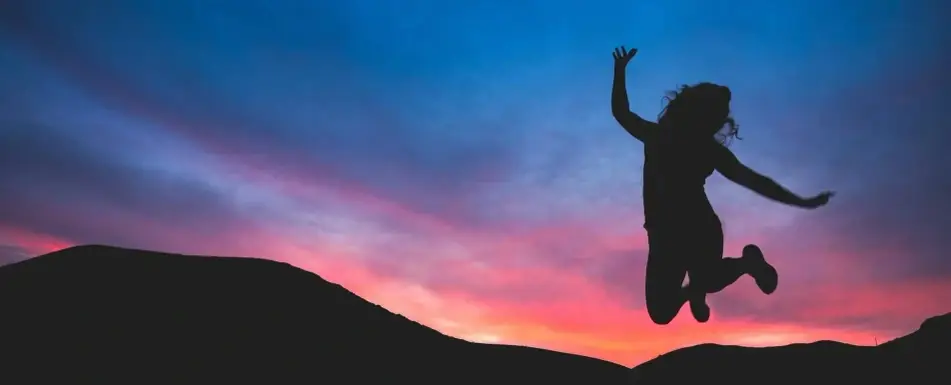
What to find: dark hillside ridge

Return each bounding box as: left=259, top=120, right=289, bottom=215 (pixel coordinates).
left=0, top=245, right=628, bottom=383
left=629, top=311, right=949, bottom=384
left=0, top=244, right=944, bottom=384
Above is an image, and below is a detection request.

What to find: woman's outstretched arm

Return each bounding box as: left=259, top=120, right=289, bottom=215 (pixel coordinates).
left=713, top=145, right=834, bottom=209
left=612, top=46, right=655, bottom=142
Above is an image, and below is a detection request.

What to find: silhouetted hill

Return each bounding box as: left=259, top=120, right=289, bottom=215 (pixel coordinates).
left=0, top=245, right=628, bottom=383
left=2, top=245, right=946, bottom=383
left=629, top=312, right=949, bottom=384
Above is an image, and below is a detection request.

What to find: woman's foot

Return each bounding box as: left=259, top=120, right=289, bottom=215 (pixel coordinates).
left=684, top=286, right=710, bottom=323
left=742, top=244, right=778, bottom=294
left=689, top=297, right=710, bottom=323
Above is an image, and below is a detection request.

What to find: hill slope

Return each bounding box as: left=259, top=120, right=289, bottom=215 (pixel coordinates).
left=0, top=245, right=628, bottom=383
left=2, top=244, right=946, bottom=383
left=630, top=312, right=949, bottom=384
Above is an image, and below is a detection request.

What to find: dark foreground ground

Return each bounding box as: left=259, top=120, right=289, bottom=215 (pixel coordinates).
left=0, top=245, right=945, bottom=384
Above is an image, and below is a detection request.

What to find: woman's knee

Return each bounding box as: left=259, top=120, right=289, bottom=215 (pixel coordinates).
left=645, top=289, right=682, bottom=325
left=646, top=300, right=679, bottom=325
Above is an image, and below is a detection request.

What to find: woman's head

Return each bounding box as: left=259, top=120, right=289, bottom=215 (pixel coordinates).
left=658, top=82, right=740, bottom=144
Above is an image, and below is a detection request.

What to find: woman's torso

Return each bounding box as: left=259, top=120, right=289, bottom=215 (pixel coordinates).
left=642, top=130, right=720, bottom=230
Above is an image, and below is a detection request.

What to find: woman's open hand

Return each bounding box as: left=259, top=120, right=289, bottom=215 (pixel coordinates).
left=802, top=191, right=835, bottom=209
left=613, top=46, right=638, bottom=69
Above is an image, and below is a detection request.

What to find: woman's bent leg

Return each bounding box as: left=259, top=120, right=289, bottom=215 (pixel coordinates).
left=685, top=220, right=740, bottom=294
left=688, top=222, right=776, bottom=295
left=645, top=230, right=689, bottom=325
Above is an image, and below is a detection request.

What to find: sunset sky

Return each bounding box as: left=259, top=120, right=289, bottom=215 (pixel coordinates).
left=1, top=0, right=949, bottom=366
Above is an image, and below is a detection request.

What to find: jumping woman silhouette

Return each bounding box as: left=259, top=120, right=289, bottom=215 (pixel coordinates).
left=610, top=46, right=835, bottom=325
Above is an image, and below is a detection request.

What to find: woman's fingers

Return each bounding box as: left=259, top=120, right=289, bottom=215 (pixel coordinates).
left=613, top=46, right=638, bottom=62
left=611, top=45, right=637, bottom=60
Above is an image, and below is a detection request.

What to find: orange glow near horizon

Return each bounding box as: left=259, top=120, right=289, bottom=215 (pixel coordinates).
left=3, top=224, right=947, bottom=367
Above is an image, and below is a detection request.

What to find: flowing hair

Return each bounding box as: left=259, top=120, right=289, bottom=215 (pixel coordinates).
left=657, top=83, right=741, bottom=146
